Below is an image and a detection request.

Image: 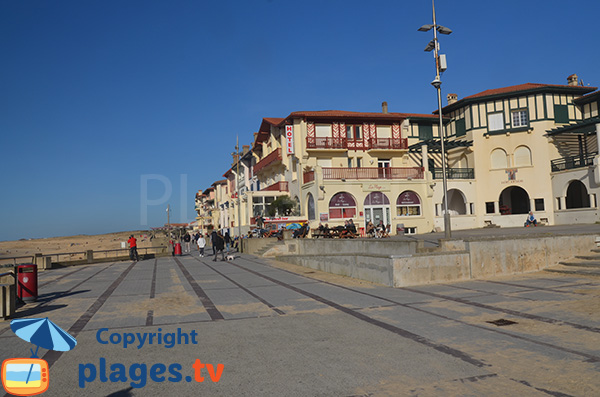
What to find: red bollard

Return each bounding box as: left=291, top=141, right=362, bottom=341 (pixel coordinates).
left=174, top=243, right=182, bottom=256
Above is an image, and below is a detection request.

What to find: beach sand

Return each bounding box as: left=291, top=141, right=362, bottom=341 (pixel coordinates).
left=0, top=231, right=159, bottom=264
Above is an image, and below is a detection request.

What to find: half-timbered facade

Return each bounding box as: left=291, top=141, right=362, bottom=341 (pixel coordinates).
left=251, top=107, right=442, bottom=234
left=439, top=74, right=598, bottom=228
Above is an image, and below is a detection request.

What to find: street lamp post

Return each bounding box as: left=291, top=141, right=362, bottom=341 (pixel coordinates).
left=234, top=136, right=242, bottom=247
left=419, top=0, right=452, bottom=239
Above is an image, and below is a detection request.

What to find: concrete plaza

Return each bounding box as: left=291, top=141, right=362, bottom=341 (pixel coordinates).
left=1, top=249, right=599, bottom=396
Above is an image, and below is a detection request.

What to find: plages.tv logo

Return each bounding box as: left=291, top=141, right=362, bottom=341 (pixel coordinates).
left=2, top=318, right=77, bottom=396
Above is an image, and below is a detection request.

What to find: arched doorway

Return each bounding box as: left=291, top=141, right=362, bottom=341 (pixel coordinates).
left=499, top=186, right=530, bottom=215
left=306, top=193, right=315, bottom=220
left=566, top=180, right=590, bottom=209
left=364, top=192, right=391, bottom=227
left=443, top=189, right=467, bottom=215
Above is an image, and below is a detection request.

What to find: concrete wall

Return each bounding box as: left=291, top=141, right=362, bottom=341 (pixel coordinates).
left=281, top=254, right=394, bottom=286
left=274, top=233, right=599, bottom=288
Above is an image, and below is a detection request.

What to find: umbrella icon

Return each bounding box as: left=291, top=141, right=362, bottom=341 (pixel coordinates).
left=11, top=318, right=77, bottom=358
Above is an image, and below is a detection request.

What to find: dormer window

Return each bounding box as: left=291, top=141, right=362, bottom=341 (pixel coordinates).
left=488, top=113, right=504, bottom=131
left=511, top=110, right=528, bottom=128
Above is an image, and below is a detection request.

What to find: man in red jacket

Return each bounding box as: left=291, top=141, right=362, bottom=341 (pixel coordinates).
left=128, top=235, right=139, bottom=261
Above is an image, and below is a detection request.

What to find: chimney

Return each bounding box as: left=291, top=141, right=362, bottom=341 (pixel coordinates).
left=232, top=153, right=239, bottom=165
left=447, top=93, right=458, bottom=105
left=242, top=145, right=250, bottom=155
left=567, top=74, right=578, bottom=86
left=382, top=101, right=388, bottom=114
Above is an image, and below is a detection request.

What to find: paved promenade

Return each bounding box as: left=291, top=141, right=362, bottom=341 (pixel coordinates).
left=1, top=250, right=599, bottom=396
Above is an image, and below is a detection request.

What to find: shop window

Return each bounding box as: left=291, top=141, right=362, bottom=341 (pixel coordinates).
left=329, top=192, right=357, bottom=219
left=396, top=191, right=421, bottom=216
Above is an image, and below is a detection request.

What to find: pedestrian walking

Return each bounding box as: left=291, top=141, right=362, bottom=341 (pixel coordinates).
left=183, top=233, right=191, bottom=253
left=224, top=232, right=232, bottom=254
left=197, top=234, right=206, bottom=257
left=211, top=229, right=218, bottom=255
left=213, top=231, right=225, bottom=262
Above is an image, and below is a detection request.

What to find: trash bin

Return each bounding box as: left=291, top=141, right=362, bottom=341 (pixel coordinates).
left=174, top=243, right=182, bottom=256
left=17, top=264, right=38, bottom=302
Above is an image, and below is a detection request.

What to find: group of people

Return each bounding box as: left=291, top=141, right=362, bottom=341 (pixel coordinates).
left=365, top=221, right=390, bottom=238
left=316, top=219, right=358, bottom=238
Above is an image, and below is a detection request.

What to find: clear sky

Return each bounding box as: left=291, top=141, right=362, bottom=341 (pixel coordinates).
left=1, top=0, right=599, bottom=241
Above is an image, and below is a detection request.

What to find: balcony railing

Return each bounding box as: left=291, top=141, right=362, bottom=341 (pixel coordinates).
left=261, top=181, right=289, bottom=192
left=322, top=167, right=424, bottom=180
left=254, top=148, right=282, bottom=173
left=550, top=153, right=597, bottom=172
left=306, top=137, right=347, bottom=149
left=432, top=167, right=475, bottom=179
left=368, top=138, right=408, bottom=150
left=307, top=137, right=408, bottom=150
left=303, top=170, right=315, bottom=184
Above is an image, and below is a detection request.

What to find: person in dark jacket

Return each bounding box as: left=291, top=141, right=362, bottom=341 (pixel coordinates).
left=224, top=232, right=232, bottom=254
left=211, top=229, right=218, bottom=255
left=213, top=231, right=226, bottom=261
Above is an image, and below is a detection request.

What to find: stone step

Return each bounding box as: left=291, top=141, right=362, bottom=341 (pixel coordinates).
left=591, top=248, right=600, bottom=253
left=559, top=260, right=600, bottom=268
left=545, top=265, right=600, bottom=277
left=575, top=254, right=600, bottom=260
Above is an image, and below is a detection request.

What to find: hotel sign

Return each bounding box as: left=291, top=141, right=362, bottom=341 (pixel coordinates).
left=286, top=125, right=294, bottom=154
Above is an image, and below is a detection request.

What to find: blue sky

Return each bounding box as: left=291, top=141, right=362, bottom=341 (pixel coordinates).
left=1, top=0, right=599, bottom=241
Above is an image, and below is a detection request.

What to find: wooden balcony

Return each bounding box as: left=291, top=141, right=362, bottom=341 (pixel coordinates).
left=303, top=170, right=315, bottom=184
left=261, top=181, right=289, bottom=192
left=254, top=148, right=282, bottom=173
left=306, top=137, right=347, bottom=149
left=307, top=137, right=408, bottom=150
left=322, top=167, right=424, bottom=180
left=368, top=138, right=408, bottom=150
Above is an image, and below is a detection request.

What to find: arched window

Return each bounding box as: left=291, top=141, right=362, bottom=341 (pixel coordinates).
left=491, top=148, right=508, bottom=169
left=307, top=193, right=315, bottom=220
left=566, top=180, right=590, bottom=209
left=364, top=192, right=390, bottom=206
left=514, top=146, right=532, bottom=167
left=396, top=191, right=421, bottom=216
left=329, top=192, right=357, bottom=219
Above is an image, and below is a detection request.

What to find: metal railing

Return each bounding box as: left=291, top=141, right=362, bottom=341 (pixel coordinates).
left=431, top=167, right=475, bottom=179
left=550, top=153, right=596, bottom=172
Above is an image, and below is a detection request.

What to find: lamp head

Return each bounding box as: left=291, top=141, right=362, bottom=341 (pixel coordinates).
left=436, top=25, right=453, bottom=35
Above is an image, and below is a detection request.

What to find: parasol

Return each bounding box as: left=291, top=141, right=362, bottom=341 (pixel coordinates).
left=10, top=317, right=77, bottom=357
